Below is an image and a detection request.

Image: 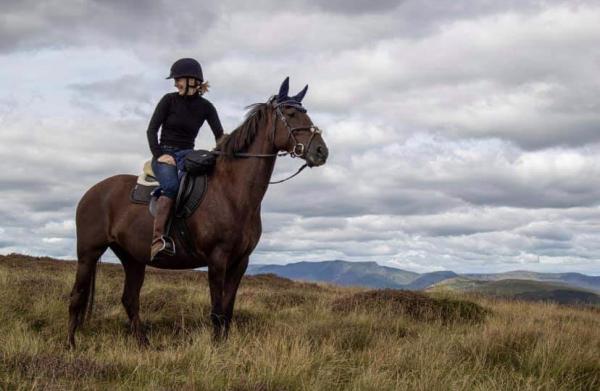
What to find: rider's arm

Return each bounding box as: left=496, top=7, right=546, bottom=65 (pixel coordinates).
left=146, top=94, right=170, bottom=159
left=205, top=101, right=224, bottom=144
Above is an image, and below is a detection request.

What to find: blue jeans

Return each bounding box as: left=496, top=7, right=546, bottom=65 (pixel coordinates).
left=151, top=145, right=193, bottom=199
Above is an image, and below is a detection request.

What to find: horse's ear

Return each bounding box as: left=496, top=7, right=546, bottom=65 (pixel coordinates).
left=277, top=77, right=290, bottom=101
left=293, top=84, right=308, bottom=102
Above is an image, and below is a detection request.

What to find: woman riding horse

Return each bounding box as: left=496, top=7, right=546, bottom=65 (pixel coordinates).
left=68, top=76, right=328, bottom=348
left=147, top=58, right=225, bottom=261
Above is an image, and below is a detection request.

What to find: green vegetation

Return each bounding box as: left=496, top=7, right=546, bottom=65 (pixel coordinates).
left=1, top=254, right=599, bottom=390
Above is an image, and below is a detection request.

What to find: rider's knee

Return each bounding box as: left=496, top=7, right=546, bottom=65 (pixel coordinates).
left=161, top=182, right=178, bottom=199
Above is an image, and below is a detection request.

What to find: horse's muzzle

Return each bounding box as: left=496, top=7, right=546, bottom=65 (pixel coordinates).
left=306, top=144, right=328, bottom=167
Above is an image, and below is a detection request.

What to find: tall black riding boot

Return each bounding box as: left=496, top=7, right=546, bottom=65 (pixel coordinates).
left=150, top=196, right=175, bottom=260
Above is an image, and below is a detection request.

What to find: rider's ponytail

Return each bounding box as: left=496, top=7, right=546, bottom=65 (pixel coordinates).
left=199, top=81, right=210, bottom=95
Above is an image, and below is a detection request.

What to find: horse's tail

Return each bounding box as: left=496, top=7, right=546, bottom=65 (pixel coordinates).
left=69, top=252, right=102, bottom=346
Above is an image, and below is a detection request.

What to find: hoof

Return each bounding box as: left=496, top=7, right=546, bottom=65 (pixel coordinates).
left=67, top=336, right=76, bottom=350
left=136, top=334, right=150, bottom=348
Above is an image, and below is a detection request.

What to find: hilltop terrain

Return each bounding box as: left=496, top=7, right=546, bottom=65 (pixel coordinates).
left=1, top=254, right=599, bottom=390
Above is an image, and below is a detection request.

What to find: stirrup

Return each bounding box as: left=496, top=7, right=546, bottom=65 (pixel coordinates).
left=151, top=235, right=176, bottom=260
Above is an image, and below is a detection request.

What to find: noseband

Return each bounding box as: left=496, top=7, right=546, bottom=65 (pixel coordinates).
left=271, top=102, right=322, bottom=159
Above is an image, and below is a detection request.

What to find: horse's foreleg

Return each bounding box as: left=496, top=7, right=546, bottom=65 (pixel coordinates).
left=208, top=248, right=228, bottom=341
left=120, top=258, right=148, bottom=347
left=222, top=256, right=249, bottom=337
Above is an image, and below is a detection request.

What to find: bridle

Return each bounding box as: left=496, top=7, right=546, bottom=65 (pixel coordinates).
left=271, top=101, right=322, bottom=159
left=214, top=98, right=323, bottom=184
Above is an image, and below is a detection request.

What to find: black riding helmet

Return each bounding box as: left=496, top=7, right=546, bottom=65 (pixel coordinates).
left=166, top=58, right=203, bottom=81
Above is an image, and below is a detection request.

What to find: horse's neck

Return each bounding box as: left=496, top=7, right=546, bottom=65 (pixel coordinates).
left=217, top=124, right=277, bottom=210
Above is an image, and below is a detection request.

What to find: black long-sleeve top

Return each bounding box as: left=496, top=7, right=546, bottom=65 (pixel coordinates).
left=146, top=92, right=224, bottom=158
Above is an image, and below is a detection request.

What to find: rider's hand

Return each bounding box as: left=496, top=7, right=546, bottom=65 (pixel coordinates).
left=214, top=133, right=229, bottom=151
left=158, top=154, right=176, bottom=166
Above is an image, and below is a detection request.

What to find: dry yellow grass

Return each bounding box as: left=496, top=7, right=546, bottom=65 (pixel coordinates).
left=0, top=254, right=599, bottom=390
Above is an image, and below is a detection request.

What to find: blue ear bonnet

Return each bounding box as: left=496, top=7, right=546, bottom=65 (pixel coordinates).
left=274, top=76, right=308, bottom=112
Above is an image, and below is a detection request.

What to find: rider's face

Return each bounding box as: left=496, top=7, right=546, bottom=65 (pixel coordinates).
left=174, top=78, right=198, bottom=95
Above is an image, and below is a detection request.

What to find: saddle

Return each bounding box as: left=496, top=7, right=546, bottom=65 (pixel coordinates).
left=130, top=160, right=208, bottom=218
left=129, top=160, right=209, bottom=257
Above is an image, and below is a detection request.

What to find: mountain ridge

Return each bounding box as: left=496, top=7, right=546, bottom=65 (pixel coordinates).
left=247, top=260, right=600, bottom=293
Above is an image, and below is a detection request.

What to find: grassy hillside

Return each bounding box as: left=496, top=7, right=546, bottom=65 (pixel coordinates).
left=430, top=277, right=600, bottom=305
left=429, top=276, right=489, bottom=292
left=1, top=254, right=599, bottom=390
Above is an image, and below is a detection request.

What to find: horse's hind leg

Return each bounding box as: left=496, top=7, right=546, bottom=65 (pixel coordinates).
left=68, top=244, right=107, bottom=349
left=112, top=245, right=148, bottom=347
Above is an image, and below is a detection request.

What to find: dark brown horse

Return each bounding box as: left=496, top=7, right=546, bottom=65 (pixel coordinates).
left=68, top=79, right=328, bottom=348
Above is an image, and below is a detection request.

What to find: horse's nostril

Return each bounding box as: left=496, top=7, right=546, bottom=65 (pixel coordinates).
left=316, top=146, right=329, bottom=159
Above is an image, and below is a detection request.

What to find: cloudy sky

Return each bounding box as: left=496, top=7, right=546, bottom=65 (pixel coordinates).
left=1, top=0, right=600, bottom=274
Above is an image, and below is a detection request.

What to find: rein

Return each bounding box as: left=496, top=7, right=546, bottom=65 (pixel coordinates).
left=213, top=102, right=320, bottom=184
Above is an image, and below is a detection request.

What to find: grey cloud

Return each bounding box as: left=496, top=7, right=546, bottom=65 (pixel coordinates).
left=28, top=198, right=77, bottom=213
left=264, top=136, right=600, bottom=215
left=291, top=4, right=600, bottom=150
left=264, top=176, right=464, bottom=217
left=530, top=240, right=573, bottom=253
left=517, top=222, right=576, bottom=242
left=0, top=240, right=14, bottom=248
left=0, top=0, right=583, bottom=55
left=255, top=208, right=600, bottom=273
left=68, top=75, right=153, bottom=103
left=352, top=138, right=600, bottom=209
left=2, top=0, right=600, bottom=274
left=0, top=179, right=50, bottom=192
left=5, top=0, right=598, bottom=153
left=68, top=75, right=157, bottom=119
left=442, top=178, right=600, bottom=209
left=306, top=0, right=403, bottom=15
left=0, top=0, right=217, bottom=53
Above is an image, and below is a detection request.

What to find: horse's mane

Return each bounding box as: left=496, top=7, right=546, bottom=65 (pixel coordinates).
left=219, top=102, right=272, bottom=156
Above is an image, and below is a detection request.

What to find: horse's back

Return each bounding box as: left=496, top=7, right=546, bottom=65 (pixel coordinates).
left=77, top=174, right=137, bottom=215
left=76, top=174, right=150, bottom=253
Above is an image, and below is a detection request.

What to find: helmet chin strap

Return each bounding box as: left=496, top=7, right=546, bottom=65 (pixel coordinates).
left=184, top=78, right=190, bottom=96
left=181, top=78, right=200, bottom=96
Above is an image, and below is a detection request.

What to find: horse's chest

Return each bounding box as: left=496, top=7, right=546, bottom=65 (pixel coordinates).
left=240, top=219, right=261, bottom=241
left=233, top=217, right=262, bottom=251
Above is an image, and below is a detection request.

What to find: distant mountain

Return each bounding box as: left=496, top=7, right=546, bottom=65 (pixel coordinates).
left=464, top=271, right=600, bottom=293
left=405, top=271, right=458, bottom=290
left=247, top=260, right=600, bottom=293
left=247, top=260, right=419, bottom=289
left=247, top=261, right=459, bottom=290
left=429, top=278, right=600, bottom=306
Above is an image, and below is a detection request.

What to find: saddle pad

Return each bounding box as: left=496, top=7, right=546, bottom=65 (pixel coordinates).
left=130, top=183, right=157, bottom=204
left=137, top=173, right=158, bottom=186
